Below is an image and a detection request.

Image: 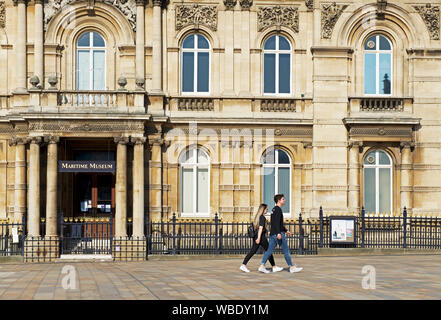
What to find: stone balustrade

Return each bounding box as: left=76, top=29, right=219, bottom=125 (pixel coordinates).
left=177, top=97, right=214, bottom=111
left=349, top=97, right=413, bottom=113
left=58, top=91, right=120, bottom=107
left=259, top=98, right=297, bottom=112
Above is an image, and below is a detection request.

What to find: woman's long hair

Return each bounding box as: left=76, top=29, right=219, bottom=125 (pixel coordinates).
left=253, top=203, right=268, bottom=229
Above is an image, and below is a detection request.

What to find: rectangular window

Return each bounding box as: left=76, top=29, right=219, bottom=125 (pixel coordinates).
left=379, top=53, right=391, bottom=94
left=197, top=168, right=209, bottom=213
left=364, top=53, right=376, bottom=94
left=264, top=53, right=276, bottom=94
left=76, top=50, right=90, bottom=90
left=182, top=52, right=194, bottom=92
left=379, top=168, right=391, bottom=213
left=182, top=168, right=193, bottom=213
left=278, top=167, right=290, bottom=213
left=279, top=54, right=290, bottom=94
left=364, top=168, right=376, bottom=213
left=197, top=52, right=209, bottom=92
left=263, top=167, right=275, bottom=207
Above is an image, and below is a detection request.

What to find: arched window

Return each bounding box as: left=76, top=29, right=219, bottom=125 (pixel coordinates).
left=180, top=147, right=210, bottom=216
left=363, top=150, right=393, bottom=213
left=262, top=148, right=291, bottom=214
left=181, top=34, right=210, bottom=94
left=364, top=34, right=392, bottom=95
left=76, top=31, right=106, bottom=90
left=263, top=35, right=291, bottom=95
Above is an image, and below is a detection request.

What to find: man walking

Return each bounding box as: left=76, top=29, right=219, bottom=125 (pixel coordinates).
left=258, top=194, right=303, bottom=274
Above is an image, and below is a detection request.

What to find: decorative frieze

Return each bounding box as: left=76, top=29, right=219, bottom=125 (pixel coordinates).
left=29, top=120, right=145, bottom=133
left=43, top=0, right=137, bottom=31
left=175, top=4, right=217, bottom=31
left=257, top=6, right=299, bottom=33
left=321, top=2, right=348, bottom=39
left=0, top=1, right=5, bottom=29
left=413, top=4, right=440, bottom=40
left=349, top=127, right=413, bottom=137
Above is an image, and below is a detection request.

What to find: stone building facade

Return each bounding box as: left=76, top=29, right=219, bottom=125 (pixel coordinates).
left=0, top=0, right=439, bottom=247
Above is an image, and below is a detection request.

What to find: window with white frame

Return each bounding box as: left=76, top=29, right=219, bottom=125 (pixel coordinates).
left=180, top=147, right=210, bottom=216
left=364, top=34, right=392, bottom=95
left=262, top=148, right=291, bottom=214
left=363, top=150, right=393, bottom=213
left=263, top=35, right=291, bottom=95
left=181, top=34, right=210, bottom=94
left=76, top=31, right=106, bottom=90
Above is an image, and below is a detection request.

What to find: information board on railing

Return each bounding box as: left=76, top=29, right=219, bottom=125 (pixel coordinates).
left=330, top=217, right=356, bottom=245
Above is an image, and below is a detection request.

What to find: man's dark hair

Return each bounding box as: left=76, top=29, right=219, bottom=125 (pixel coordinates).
left=274, top=194, right=284, bottom=204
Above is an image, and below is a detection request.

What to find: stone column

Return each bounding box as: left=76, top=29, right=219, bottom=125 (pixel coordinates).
left=135, top=0, right=145, bottom=87
left=45, top=136, right=59, bottom=237
left=10, top=137, right=27, bottom=222
left=400, top=142, right=414, bottom=212
left=114, top=137, right=129, bottom=237
left=152, top=0, right=163, bottom=93
left=34, top=0, right=44, bottom=88
left=132, top=137, right=146, bottom=238
left=15, top=0, right=28, bottom=92
left=28, top=137, right=42, bottom=237
left=348, top=141, right=361, bottom=212
left=148, top=133, right=163, bottom=222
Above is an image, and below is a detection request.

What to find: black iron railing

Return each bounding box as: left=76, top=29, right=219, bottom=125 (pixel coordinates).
left=0, top=216, right=26, bottom=256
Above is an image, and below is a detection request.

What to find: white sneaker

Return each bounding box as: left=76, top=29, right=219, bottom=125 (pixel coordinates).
left=290, top=265, right=303, bottom=273
left=240, top=265, right=250, bottom=273
left=272, top=266, right=284, bottom=273
left=258, top=265, right=270, bottom=274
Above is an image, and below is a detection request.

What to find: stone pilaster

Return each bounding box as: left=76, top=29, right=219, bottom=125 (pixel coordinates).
left=9, top=137, right=27, bottom=222
left=152, top=0, right=163, bottom=93
left=28, top=136, right=42, bottom=237
left=15, top=0, right=28, bottom=93
left=131, top=136, right=146, bottom=238
left=148, top=133, right=163, bottom=222
left=34, top=0, right=44, bottom=88
left=135, top=0, right=145, bottom=87
left=400, top=142, right=414, bottom=213
left=348, top=141, right=362, bottom=213
left=45, top=135, right=59, bottom=237
left=114, top=136, right=129, bottom=237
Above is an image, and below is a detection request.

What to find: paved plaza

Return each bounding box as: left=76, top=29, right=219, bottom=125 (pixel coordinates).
left=0, top=254, right=440, bottom=300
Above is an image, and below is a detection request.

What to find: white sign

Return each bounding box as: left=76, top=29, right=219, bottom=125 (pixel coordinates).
left=331, top=218, right=355, bottom=243
left=11, top=227, right=19, bottom=243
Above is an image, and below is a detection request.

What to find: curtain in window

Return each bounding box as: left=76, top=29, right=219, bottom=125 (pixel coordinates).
left=76, top=50, right=90, bottom=90
left=182, top=168, right=194, bottom=213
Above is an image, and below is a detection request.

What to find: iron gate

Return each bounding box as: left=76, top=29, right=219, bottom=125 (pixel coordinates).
left=60, top=213, right=113, bottom=255
left=0, top=217, right=26, bottom=256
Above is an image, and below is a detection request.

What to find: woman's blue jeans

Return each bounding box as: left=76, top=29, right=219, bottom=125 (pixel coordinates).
left=261, top=232, right=293, bottom=267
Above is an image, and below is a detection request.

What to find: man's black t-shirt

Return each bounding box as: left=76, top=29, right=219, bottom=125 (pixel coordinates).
left=269, top=206, right=288, bottom=236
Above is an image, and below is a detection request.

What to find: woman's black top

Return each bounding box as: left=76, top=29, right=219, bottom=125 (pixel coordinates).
left=255, top=215, right=268, bottom=238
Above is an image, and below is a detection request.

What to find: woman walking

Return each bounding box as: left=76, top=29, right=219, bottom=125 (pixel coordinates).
left=240, top=204, right=284, bottom=273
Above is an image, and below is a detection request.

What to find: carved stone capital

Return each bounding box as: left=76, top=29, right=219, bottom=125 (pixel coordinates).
left=176, top=4, right=217, bottom=31
left=224, top=0, right=237, bottom=11
left=400, top=141, right=415, bottom=152
left=29, top=136, right=43, bottom=145
left=348, top=140, right=363, bottom=152
left=44, top=135, right=60, bottom=144
left=239, top=0, right=252, bottom=11
left=114, top=136, right=130, bottom=145
left=13, top=0, right=28, bottom=6
left=302, top=141, right=313, bottom=149
left=257, top=5, right=299, bottom=33
left=131, top=137, right=147, bottom=145
left=413, top=4, right=440, bottom=40
left=152, top=0, right=162, bottom=7
left=148, top=137, right=164, bottom=147
left=321, top=2, right=348, bottom=39
left=305, top=0, right=313, bottom=10
left=0, top=2, right=6, bottom=29
left=9, top=136, right=28, bottom=146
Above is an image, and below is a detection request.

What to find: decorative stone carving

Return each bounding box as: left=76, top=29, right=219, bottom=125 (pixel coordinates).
left=376, top=0, right=387, bottom=19
left=0, top=2, right=5, bottom=29
left=223, top=0, right=237, bottom=11
left=48, top=75, right=58, bottom=90
left=29, top=120, right=145, bottom=133
left=114, top=136, right=130, bottom=144
left=44, top=135, right=60, bottom=144
left=29, top=76, right=41, bottom=89
left=321, top=2, right=348, bottom=39
left=135, top=77, right=145, bottom=90
left=118, top=76, right=128, bottom=90
left=413, top=4, right=440, bottom=40
left=257, top=6, right=299, bottom=33
left=305, top=0, right=313, bottom=10
left=131, top=136, right=146, bottom=144
left=239, top=0, right=252, bottom=11
left=175, top=4, right=217, bottom=31
left=43, top=0, right=137, bottom=31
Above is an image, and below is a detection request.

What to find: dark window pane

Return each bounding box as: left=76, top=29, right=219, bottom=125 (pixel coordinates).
left=379, top=35, right=391, bottom=50
left=264, top=54, right=276, bottom=93
left=182, top=52, right=194, bottom=92
left=379, top=168, right=391, bottom=213
left=364, top=53, right=376, bottom=94
left=263, top=149, right=275, bottom=164
left=93, top=32, right=105, bottom=47
left=197, top=35, right=209, bottom=49
left=279, top=36, right=290, bottom=50
left=379, top=53, right=391, bottom=94
left=264, top=36, right=276, bottom=50
left=77, top=32, right=90, bottom=47
left=183, top=35, right=195, bottom=48
left=278, top=167, right=290, bottom=212
left=279, top=54, right=290, bottom=93
left=278, top=150, right=290, bottom=164
left=364, top=36, right=376, bottom=50
left=197, top=52, right=209, bottom=92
